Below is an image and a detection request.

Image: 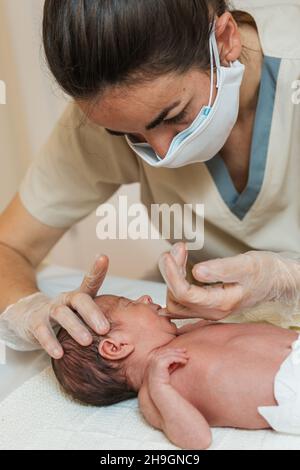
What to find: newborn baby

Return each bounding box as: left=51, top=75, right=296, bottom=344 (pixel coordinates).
left=52, top=294, right=300, bottom=450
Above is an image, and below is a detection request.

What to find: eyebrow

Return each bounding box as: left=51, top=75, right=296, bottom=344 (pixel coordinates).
left=105, top=100, right=181, bottom=136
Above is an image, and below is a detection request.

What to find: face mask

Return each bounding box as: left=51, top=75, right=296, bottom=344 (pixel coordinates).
left=125, top=27, right=245, bottom=169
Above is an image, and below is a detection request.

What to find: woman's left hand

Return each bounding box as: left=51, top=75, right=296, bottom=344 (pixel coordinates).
left=159, top=243, right=300, bottom=321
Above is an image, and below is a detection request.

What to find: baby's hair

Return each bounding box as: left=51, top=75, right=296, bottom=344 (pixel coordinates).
left=52, top=324, right=137, bottom=407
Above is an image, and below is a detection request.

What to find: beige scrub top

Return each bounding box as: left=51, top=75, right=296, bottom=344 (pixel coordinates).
left=20, top=1, right=300, bottom=267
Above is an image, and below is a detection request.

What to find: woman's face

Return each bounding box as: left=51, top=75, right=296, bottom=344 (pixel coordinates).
left=77, top=12, right=245, bottom=158
left=78, top=68, right=217, bottom=159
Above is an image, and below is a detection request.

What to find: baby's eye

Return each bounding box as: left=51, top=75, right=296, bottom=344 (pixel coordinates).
left=120, top=297, right=132, bottom=307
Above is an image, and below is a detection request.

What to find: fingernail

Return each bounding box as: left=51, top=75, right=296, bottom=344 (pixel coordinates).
left=81, top=333, right=92, bottom=344
left=90, top=254, right=104, bottom=270
left=171, top=245, right=179, bottom=257
left=97, top=321, right=110, bottom=333
left=196, top=266, right=210, bottom=278
left=53, top=348, right=63, bottom=358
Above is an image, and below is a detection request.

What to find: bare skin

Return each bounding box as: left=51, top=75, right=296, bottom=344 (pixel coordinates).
left=96, top=295, right=298, bottom=450
left=166, top=323, right=296, bottom=429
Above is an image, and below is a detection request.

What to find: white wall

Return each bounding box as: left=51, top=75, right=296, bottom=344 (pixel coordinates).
left=0, top=0, right=169, bottom=280
left=0, top=0, right=65, bottom=208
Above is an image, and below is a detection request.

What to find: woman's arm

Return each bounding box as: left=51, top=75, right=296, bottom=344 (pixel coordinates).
left=0, top=194, right=66, bottom=308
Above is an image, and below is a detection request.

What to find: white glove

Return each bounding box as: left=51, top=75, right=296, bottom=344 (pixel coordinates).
left=159, top=243, right=300, bottom=321
left=0, top=256, right=110, bottom=358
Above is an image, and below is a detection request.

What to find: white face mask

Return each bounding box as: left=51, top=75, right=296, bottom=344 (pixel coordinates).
left=125, top=28, right=245, bottom=169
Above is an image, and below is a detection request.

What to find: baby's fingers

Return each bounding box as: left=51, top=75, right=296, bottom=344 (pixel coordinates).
left=157, top=349, right=189, bottom=365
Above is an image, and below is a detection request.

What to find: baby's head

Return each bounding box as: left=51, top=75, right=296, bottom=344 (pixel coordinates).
left=52, top=294, right=177, bottom=406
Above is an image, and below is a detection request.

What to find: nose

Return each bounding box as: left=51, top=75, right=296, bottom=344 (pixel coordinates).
left=144, top=129, right=178, bottom=159
left=135, top=295, right=153, bottom=304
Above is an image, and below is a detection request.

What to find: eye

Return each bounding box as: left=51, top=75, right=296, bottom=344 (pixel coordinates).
left=120, top=297, right=132, bottom=308
left=163, top=109, right=188, bottom=126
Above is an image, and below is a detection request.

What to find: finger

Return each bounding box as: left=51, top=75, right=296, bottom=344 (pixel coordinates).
left=154, top=349, right=188, bottom=360
left=159, top=351, right=189, bottom=361
left=50, top=305, right=93, bottom=346
left=70, top=293, right=110, bottom=335
left=163, top=254, right=210, bottom=305
left=192, top=254, right=251, bottom=284
left=170, top=242, right=188, bottom=274
left=188, top=284, right=244, bottom=319
left=158, top=307, right=170, bottom=317
left=34, top=323, right=64, bottom=359
left=156, top=357, right=189, bottom=371
left=160, top=253, right=190, bottom=295
left=166, top=294, right=199, bottom=318
left=166, top=356, right=189, bottom=366
left=162, top=348, right=188, bottom=354
left=164, top=255, right=244, bottom=317
left=163, top=309, right=203, bottom=320
left=80, top=255, right=109, bottom=297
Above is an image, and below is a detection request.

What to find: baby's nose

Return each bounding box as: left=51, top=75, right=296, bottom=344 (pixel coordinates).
left=136, top=295, right=153, bottom=304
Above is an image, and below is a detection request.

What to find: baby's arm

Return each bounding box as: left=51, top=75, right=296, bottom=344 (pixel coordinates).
left=138, top=348, right=212, bottom=450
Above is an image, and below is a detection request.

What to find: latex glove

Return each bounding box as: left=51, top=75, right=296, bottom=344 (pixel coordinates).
left=0, top=255, right=110, bottom=358
left=159, top=243, right=300, bottom=321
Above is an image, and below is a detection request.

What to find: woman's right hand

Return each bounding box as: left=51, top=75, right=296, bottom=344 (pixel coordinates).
left=0, top=255, right=110, bottom=358
left=160, top=243, right=300, bottom=322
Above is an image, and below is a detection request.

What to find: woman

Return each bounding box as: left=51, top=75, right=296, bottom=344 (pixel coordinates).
left=0, top=0, right=299, bottom=358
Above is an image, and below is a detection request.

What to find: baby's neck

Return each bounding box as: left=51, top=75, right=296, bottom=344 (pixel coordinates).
left=126, top=334, right=176, bottom=391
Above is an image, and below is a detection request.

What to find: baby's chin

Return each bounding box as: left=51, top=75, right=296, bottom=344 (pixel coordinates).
left=160, top=316, right=178, bottom=335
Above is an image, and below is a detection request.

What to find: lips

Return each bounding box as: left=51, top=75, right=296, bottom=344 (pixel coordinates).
left=149, top=303, right=161, bottom=312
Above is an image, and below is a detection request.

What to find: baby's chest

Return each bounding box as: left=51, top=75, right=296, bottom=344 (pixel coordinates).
left=170, top=354, right=216, bottom=404
left=169, top=344, right=274, bottom=403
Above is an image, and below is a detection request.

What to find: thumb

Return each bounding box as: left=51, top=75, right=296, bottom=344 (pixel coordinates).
left=192, top=254, right=249, bottom=284
left=80, top=255, right=109, bottom=297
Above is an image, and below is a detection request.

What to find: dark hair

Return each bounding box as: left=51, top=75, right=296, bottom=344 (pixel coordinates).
left=43, top=0, right=229, bottom=100
left=52, top=326, right=137, bottom=407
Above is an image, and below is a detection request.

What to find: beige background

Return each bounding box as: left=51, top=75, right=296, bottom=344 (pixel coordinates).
left=0, top=0, right=169, bottom=280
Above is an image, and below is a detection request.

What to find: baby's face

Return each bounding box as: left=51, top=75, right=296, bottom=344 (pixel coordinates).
left=95, top=294, right=177, bottom=338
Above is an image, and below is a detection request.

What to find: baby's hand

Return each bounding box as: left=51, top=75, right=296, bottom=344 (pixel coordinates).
left=147, top=348, right=189, bottom=391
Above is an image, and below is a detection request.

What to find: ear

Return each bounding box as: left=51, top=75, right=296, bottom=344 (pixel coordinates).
left=215, top=12, right=242, bottom=65
left=99, top=338, right=135, bottom=361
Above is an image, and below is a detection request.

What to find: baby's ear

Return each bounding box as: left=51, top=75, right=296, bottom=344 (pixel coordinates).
left=99, top=338, right=134, bottom=361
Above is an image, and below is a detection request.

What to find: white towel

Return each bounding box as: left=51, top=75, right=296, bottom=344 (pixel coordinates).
left=1, top=366, right=300, bottom=450
left=1, top=265, right=300, bottom=450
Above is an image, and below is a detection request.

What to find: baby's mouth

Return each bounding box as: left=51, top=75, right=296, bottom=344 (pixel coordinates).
left=158, top=307, right=169, bottom=317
